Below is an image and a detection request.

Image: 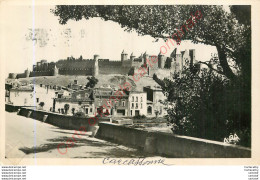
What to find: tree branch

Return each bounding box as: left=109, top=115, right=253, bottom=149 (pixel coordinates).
left=197, top=61, right=225, bottom=75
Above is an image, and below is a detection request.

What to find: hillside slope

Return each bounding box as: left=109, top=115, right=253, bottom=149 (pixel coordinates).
left=6, top=74, right=159, bottom=91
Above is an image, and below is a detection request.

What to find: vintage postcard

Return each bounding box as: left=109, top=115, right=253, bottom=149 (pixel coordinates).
left=0, top=0, right=260, bottom=166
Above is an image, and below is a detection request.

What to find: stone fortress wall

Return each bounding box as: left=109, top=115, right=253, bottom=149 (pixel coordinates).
left=8, top=48, right=199, bottom=79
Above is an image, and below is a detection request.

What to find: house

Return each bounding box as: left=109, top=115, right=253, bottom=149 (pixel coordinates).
left=143, top=86, right=167, bottom=117
left=5, top=83, right=12, bottom=103
left=8, top=85, right=34, bottom=106
left=111, top=89, right=129, bottom=116
left=7, top=83, right=57, bottom=111
left=33, top=85, right=56, bottom=111
left=93, top=87, right=129, bottom=117
left=55, top=89, right=71, bottom=99
left=128, top=91, right=147, bottom=117
left=67, top=79, right=83, bottom=90
left=54, top=89, right=95, bottom=116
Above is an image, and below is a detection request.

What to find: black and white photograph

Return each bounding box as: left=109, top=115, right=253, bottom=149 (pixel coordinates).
left=1, top=1, right=259, bottom=169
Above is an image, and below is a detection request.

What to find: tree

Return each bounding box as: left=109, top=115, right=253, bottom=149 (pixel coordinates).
left=39, top=102, right=45, bottom=110
left=71, top=107, right=75, bottom=115
left=85, top=76, right=98, bottom=89
left=161, top=59, right=250, bottom=147
left=64, top=104, right=70, bottom=114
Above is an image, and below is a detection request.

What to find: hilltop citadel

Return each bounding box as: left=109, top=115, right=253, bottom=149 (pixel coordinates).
left=8, top=48, right=199, bottom=79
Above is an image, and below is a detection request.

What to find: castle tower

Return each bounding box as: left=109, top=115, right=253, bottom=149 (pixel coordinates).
left=189, top=49, right=196, bottom=67
left=94, top=54, right=99, bottom=76
left=158, top=52, right=166, bottom=68
left=25, top=68, right=30, bottom=78
left=8, top=73, right=17, bottom=79
left=182, top=49, right=190, bottom=68
left=130, top=52, right=135, bottom=61
left=174, top=48, right=182, bottom=71
left=36, top=62, right=41, bottom=71
left=170, top=48, right=177, bottom=59
left=33, top=65, right=36, bottom=71
left=121, top=50, right=128, bottom=62
left=140, top=53, right=143, bottom=63
left=53, top=64, right=59, bottom=76
left=143, top=51, right=149, bottom=65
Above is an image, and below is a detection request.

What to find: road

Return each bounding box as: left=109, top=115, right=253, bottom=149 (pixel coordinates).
left=5, top=112, right=149, bottom=159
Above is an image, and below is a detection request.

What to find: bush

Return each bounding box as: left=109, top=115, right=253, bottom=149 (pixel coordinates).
left=73, top=111, right=87, bottom=118
left=134, top=114, right=146, bottom=119
left=64, top=104, right=70, bottom=114
left=39, top=102, right=45, bottom=107
left=71, top=108, right=75, bottom=115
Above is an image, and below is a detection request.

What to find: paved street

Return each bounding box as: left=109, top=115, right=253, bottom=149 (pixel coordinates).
left=5, top=112, right=149, bottom=159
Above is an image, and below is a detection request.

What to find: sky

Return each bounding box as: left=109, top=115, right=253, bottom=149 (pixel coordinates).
left=2, top=5, right=217, bottom=77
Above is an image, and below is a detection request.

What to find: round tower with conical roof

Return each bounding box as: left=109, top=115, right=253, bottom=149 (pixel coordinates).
left=121, top=50, right=128, bottom=62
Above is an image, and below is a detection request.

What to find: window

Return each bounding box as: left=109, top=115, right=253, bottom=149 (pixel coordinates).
left=36, top=98, right=39, bottom=103
left=131, top=110, right=132, bottom=116
left=90, top=108, right=93, bottom=113
left=148, top=106, right=152, bottom=114
left=141, top=97, right=143, bottom=102
left=132, top=96, right=134, bottom=102
left=136, top=97, right=138, bottom=102
left=132, top=103, right=134, bottom=108
left=141, top=103, right=142, bottom=109
left=136, top=103, right=138, bottom=108
left=122, top=101, right=125, bottom=107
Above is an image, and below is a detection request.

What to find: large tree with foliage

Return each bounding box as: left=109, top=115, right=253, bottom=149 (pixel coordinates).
left=160, top=58, right=250, bottom=147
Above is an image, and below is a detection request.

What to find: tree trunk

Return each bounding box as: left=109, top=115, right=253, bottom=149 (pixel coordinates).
left=216, top=44, right=237, bottom=81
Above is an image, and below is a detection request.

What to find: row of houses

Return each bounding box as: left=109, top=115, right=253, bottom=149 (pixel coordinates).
left=5, top=80, right=167, bottom=118
left=54, top=84, right=167, bottom=117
